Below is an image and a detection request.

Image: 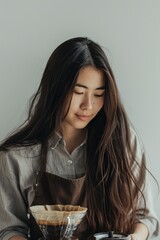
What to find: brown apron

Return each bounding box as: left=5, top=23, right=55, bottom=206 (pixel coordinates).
left=29, top=153, right=92, bottom=240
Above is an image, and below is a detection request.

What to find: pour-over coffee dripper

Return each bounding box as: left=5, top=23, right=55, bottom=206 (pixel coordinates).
left=30, top=204, right=87, bottom=240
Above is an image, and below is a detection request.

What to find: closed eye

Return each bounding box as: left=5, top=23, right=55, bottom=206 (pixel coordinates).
left=94, top=93, right=105, bottom=97
left=74, top=91, right=84, bottom=95
left=74, top=91, right=105, bottom=97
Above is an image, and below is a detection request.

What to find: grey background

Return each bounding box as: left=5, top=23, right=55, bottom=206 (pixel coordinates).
left=0, top=1, right=159, bottom=238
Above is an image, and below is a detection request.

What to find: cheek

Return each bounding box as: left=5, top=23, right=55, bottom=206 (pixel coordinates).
left=96, top=99, right=104, bottom=111
left=70, top=95, right=82, bottom=109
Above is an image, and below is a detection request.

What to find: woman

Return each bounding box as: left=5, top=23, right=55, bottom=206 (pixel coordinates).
left=0, top=37, right=159, bottom=240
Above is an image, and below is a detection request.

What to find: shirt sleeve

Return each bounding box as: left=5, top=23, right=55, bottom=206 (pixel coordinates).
left=138, top=172, right=160, bottom=239
left=131, top=128, right=160, bottom=238
left=0, top=151, right=29, bottom=240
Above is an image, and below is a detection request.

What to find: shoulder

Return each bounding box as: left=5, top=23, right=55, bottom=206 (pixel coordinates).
left=0, top=144, right=41, bottom=160
left=129, top=125, right=146, bottom=176
left=0, top=144, right=41, bottom=177
left=130, top=125, right=145, bottom=158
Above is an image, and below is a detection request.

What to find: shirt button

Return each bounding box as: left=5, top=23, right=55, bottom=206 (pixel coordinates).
left=67, top=159, right=72, bottom=164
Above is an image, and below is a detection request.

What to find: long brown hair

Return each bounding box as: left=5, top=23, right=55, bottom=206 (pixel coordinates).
left=0, top=37, right=146, bottom=234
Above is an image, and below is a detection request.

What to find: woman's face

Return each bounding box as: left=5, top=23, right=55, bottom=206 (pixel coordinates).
left=62, top=66, right=105, bottom=132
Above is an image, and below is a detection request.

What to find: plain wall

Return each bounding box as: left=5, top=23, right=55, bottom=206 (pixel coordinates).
left=0, top=0, right=159, bottom=238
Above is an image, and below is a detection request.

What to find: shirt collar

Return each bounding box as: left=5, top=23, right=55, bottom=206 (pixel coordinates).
left=48, top=131, right=63, bottom=149
left=48, top=131, right=87, bottom=149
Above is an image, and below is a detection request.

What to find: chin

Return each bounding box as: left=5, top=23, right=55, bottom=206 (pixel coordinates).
left=73, top=123, right=89, bottom=129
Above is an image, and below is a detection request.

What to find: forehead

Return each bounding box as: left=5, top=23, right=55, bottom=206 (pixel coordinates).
left=76, top=66, right=105, bottom=88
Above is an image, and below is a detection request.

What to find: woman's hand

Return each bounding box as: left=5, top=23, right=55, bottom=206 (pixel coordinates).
left=129, top=234, right=140, bottom=240
left=130, top=222, right=148, bottom=240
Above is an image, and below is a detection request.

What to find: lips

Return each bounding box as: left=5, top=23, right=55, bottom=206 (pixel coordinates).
left=76, top=114, right=92, bottom=121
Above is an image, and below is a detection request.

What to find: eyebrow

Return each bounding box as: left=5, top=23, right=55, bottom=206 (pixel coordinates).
left=75, top=83, right=106, bottom=90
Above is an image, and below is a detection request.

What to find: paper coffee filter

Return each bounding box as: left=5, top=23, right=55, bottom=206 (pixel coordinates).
left=45, top=204, right=87, bottom=212
left=30, top=204, right=87, bottom=226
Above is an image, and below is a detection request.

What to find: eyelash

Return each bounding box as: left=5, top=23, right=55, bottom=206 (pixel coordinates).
left=94, top=93, right=105, bottom=97
left=74, top=91, right=104, bottom=97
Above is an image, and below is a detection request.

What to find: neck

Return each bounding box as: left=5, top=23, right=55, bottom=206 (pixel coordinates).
left=58, top=126, right=86, bottom=154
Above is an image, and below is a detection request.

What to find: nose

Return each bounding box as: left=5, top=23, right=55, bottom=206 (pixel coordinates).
left=80, top=95, right=93, bottom=110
